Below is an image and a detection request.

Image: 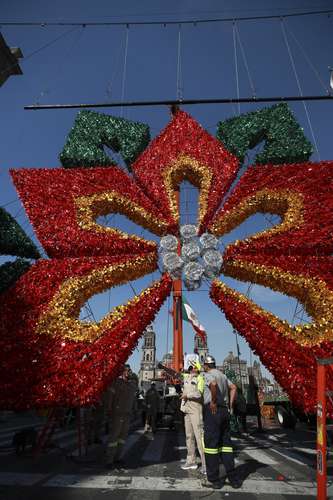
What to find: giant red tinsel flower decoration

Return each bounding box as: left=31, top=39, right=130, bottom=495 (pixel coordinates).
left=1, top=110, right=333, bottom=414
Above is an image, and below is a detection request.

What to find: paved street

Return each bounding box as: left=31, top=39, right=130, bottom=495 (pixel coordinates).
left=0, top=413, right=331, bottom=499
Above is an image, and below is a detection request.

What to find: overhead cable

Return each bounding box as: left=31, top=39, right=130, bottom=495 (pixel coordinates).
left=281, top=18, right=321, bottom=161
left=0, top=26, right=80, bottom=79
left=1, top=9, right=332, bottom=26
left=120, top=25, right=129, bottom=118
left=105, top=30, right=125, bottom=98
left=176, top=24, right=183, bottom=101
left=33, top=26, right=84, bottom=105
left=285, top=23, right=329, bottom=95
left=232, top=21, right=241, bottom=116
left=234, top=23, right=256, bottom=98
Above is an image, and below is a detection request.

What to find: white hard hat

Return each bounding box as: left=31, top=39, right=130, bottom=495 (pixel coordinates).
left=204, top=355, right=216, bottom=365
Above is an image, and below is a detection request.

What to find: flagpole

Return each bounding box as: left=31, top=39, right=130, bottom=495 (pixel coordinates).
left=172, top=188, right=184, bottom=372
left=233, top=328, right=243, bottom=392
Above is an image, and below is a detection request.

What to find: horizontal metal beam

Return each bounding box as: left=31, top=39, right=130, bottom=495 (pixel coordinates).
left=24, top=94, right=333, bottom=111
left=317, top=358, right=333, bottom=366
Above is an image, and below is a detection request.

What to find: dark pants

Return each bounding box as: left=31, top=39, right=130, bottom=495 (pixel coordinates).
left=236, top=412, right=247, bottom=433
left=203, top=405, right=236, bottom=483
left=146, top=410, right=157, bottom=432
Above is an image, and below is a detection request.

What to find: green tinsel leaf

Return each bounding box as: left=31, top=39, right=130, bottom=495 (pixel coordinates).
left=0, top=207, right=40, bottom=259
left=60, top=110, right=150, bottom=170
left=0, top=258, right=31, bottom=294
left=216, top=103, right=313, bottom=165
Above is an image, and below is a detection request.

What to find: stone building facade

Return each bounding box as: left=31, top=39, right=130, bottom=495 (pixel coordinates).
left=138, top=325, right=157, bottom=385
left=222, top=351, right=249, bottom=387
left=194, top=333, right=209, bottom=365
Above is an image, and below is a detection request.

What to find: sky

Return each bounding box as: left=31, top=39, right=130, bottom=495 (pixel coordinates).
left=0, top=1, right=332, bottom=378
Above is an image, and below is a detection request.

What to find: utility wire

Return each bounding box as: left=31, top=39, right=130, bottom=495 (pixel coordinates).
left=281, top=18, right=321, bottom=161
left=285, top=23, right=329, bottom=95
left=235, top=23, right=256, bottom=98
left=0, top=26, right=80, bottom=78
left=84, top=300, right=97, bottom=323
left=106, top=30, right=126, bottom=98
left=176, top=24, right=183, bottom=101
left=120, top=25, right=129, bottom=118
left=34, top=26, right=84, bottom=105
left=1, top=9, right=332, bottom=26
left=232, top=21, right=241, bottom=116
left=1, top=199, right=20, bottom=209
left=129, top=281, right=137, bottom=296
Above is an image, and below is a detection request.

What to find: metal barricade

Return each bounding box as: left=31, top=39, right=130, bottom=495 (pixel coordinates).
left=317, top=357, right=333, bottom=500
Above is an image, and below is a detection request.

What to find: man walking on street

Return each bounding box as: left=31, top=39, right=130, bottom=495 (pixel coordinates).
left=201, top=355, right=241, bottom=490
left=104, top=364, right=137, bottom=469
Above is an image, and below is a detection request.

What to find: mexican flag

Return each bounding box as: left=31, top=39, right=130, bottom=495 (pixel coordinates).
left=182, top=297, right=206, bottom=342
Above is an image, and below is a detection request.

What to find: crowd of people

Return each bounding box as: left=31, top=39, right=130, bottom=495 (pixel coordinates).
left=84, top=355, right=250, bottom=490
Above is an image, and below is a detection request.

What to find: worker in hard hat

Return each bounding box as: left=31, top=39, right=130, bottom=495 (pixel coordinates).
left=180, top=360, right=206, bottom=474
left=201, top=355, right=241, bottom=490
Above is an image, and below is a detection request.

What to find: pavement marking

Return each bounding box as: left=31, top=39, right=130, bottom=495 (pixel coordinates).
left=141, top=431, right=167, bottom=463
left=42, top=474, right=323, bottom=495
left=267, top=434, right=280, bottom=442
left=0, top=422, right=45, bottom=434
left=0, top=427, right=143, bottom=457
left=122, top=429, right=145, bottom=457
left=70, top=430, right=144, bottom=458
left=0, top=429, right=77, bottom=447
left=0, top=472, right=47, bottom=486
left=266, top=434, right=316, bottom=456
left=246, top=433, right=314, bottom=466
left=269, top=446, right=312, bottom=466
left=0, top=424, right=44, bottom=443
left=243, top=447, right=279, bottom=465
left=293, top=447, right=317, bottom=456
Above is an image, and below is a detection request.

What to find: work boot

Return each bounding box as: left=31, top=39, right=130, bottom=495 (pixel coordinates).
left=201, top=479, right=223, bottom=489
left=105, top=462, right=116, bottom=470
left=228, top=477, right=242, bottom=489
left=114, top=459, right=127, bottom=468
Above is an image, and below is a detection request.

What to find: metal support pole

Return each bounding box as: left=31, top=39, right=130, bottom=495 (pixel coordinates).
left=172, top=189, right=183, bottom=372
left=33, top=408, right=56, bottom=458
left=317, top=363, right=327, bottom=500
left=233, top=328, right=243, bottom=391
left=76, top=408, right=83, bottom=457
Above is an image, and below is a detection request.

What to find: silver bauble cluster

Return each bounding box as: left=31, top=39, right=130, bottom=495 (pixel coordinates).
left=159, top=225, right=222, bottom=290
